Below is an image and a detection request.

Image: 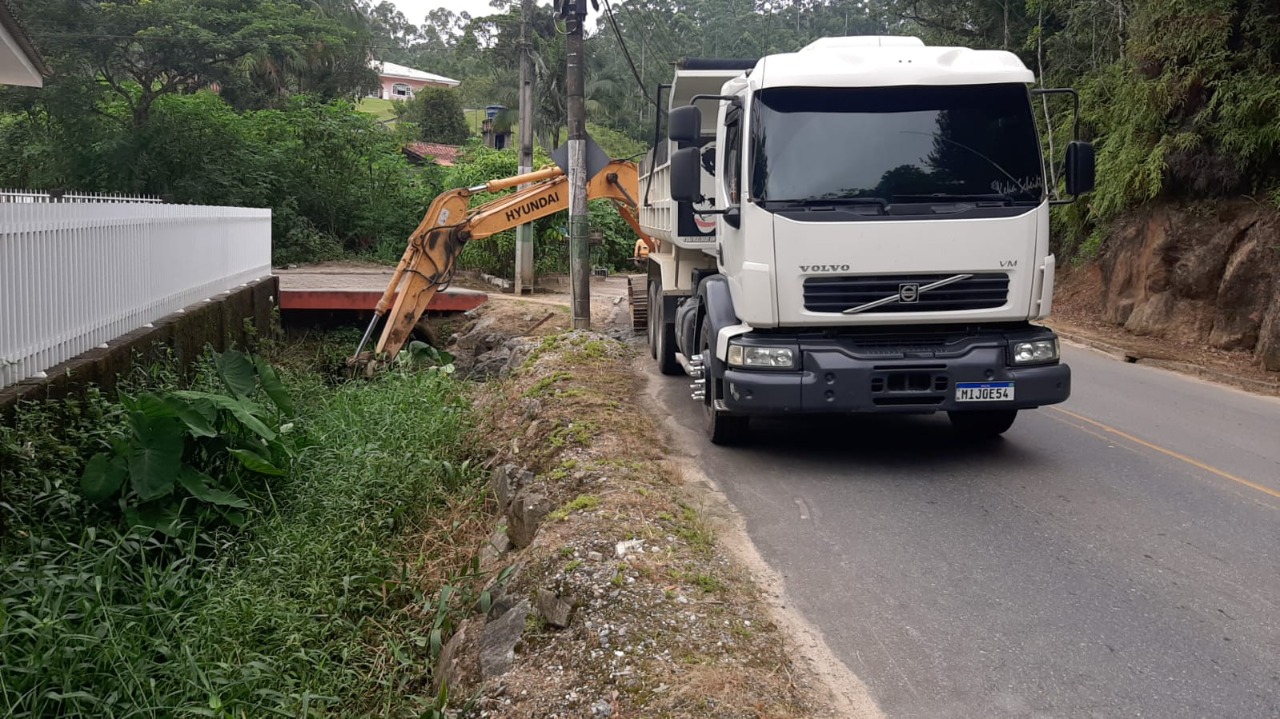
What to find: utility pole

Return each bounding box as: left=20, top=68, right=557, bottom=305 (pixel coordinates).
left=565, top=0, right=590, bottom=329
left=515, top=0, right=535, bottom=294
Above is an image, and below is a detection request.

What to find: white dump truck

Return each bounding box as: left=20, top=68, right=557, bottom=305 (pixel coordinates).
left=634, top=35, right=1095, bottom=444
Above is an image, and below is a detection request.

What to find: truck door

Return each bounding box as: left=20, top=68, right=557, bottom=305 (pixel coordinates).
left=716, top=102, right=745, bottom=276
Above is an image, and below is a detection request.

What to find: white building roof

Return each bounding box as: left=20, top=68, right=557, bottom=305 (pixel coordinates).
left=0, top=0, right=48, bottom=87
left=374, top=60, right=460, bottom=87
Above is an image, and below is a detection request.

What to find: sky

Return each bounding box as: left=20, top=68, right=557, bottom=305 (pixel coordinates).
left=388, top=0, right=476, bottom=26
left=387, top=0, right=598, bottom=31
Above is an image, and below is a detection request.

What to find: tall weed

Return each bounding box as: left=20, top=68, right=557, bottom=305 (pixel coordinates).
left=1, top=353, right=484, bottom=717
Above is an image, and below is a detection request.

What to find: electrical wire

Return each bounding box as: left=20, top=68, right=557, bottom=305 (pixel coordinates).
left=616, top=0, right=683, bottom=66
left=599, top=0, right=661, bottom=112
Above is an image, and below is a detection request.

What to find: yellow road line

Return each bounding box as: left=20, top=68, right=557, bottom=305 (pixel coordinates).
left=1049, top=406, right=1280, bottom=502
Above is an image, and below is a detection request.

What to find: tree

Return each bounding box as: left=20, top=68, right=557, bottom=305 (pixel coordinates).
left=405, top=86, right=471, bottom=144
left=18, top=0, right=377, bottom=126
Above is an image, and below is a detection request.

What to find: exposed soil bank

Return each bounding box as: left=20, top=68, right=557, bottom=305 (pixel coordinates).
left=1059, top=202, right=1280, bottom=371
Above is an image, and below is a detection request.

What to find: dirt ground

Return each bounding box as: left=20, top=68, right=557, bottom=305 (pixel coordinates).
left=1052, top=264, right=1280, bottom=395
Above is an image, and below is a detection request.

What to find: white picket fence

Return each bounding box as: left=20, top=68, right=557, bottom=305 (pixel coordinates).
left=0, top=194, right=272, bottom=389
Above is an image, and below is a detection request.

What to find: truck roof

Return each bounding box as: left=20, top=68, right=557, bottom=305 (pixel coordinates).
left=755, top=35, right=1035, bottom=89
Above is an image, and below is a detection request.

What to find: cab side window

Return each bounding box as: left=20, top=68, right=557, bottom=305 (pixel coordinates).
left=723, top=108, right=742, bottom=202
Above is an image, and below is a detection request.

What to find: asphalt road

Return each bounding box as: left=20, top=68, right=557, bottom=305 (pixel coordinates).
left=648, top=343, right=1280, bottom=719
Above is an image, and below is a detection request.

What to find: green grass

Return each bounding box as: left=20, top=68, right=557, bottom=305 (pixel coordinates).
left=0, top=350, right=483, bottom=717
left=357, top=97, right=399, bottom=123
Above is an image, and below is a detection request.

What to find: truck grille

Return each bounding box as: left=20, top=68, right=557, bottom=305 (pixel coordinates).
left=803, top=273, right=1010, bottom=314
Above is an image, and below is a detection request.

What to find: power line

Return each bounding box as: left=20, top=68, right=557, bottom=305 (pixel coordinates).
left=619, top=0, right=683, bottom=64
left=599, top=0, right=661, bottom=111
left=600, top=0, right=660, bottom=65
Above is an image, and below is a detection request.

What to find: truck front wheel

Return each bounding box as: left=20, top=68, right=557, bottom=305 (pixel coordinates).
left=947, top=409, right=1018, bottom=438
left=700, top=321, right=749, bottom=445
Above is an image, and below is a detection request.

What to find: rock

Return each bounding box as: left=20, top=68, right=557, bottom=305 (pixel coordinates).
left=506, top=337, right=536, bottom=370
left=1256, top=293, right=1280, bottom=371
left=479, top=600, right=530, bottom=680
left=470, top=346, right=513, bottom=380
left=480, top=526, right=513, bottom=569
left=524, top=418, right=542, bottom=438
left=432, top=619, right=472, bottom=695
left=489, top=464, right=531, bottom=513
left=1210, top=230, right=1273, bottom=350
left=615, top=539, right=644, bottom=558
left=507, top=489, right=554, bottom=548
left=591, top=699, right=614, bottom=717
left=454, top=316, right=497, bottom=352
left=483, top=584, right=516, bottom=619
left=587, top=551, right=603, bottom=562
left=521, top=398, right=542, bottom=421
left=535, top=588, right=573, bottom=629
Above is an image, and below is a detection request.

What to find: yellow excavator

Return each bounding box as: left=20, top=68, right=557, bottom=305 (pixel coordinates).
left=350, top=159, right=656, bottom=364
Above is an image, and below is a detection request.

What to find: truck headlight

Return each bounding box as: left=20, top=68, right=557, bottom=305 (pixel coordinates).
left=727, top=344, right=796, bottom=369
left=1012, top=339, right=1058, bottom=364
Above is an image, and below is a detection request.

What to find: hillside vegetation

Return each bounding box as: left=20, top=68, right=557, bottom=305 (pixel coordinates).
left=5, top=0, right=1278, bottom=264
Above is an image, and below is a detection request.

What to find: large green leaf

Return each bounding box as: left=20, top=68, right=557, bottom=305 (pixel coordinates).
left=80, top=453, right=128, bottom=503
left=165, top=396, right=218, bottom=438
left=215, top=349, right=258, bottom=399
left=128, top=392, right=178, bottom=419
left=177, top=467, right=251, bottom=509
left=229, top=447, right=286, bottom=476
left=125, top=503, right=182, bottom=537
left=222, top=399, right=275, bottom=441
left=172, top=391, right=276, bottom=441
left=254, top=356, right=295, bottom=416
left=126, top=413, right=186, bottom=501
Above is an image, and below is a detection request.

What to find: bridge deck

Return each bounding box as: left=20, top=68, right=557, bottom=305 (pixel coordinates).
left=275, top=264, right=487, bottom=313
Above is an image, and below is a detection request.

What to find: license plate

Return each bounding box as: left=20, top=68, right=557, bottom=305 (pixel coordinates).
left=955, top=382, right=1014, bottom=402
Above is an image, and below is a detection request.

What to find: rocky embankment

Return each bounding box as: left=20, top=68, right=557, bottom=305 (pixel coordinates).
left=1076, top=201, right=1280, bottom=370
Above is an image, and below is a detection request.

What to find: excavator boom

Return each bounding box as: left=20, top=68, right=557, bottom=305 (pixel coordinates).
left=351, top=159, right=656, bottom=363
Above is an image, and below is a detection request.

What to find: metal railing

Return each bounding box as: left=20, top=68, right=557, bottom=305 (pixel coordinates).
left=1, top=196, right=272, bottom=389
left=0, top=189, right=165, bottom=204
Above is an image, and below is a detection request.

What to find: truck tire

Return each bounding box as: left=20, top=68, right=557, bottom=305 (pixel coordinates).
left=947, top=409, right=1017, bottom=437
left=652, top=279, right=681, bottom=376
left=700, top=320, right=749, bottom=445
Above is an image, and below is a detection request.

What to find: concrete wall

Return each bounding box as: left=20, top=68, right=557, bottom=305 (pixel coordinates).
left=0, top=276, right=278, bottom=418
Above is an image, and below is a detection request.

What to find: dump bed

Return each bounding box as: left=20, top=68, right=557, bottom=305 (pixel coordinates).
left=638, top=59, right=754, bottom=250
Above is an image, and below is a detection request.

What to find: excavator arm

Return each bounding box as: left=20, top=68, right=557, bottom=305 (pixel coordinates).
left=351, top=159, right=656, bottom=363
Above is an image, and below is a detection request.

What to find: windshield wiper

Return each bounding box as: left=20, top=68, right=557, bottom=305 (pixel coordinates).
left=767, top=196, right=888, bottom=213
left=892, top=193, right=1020, bottom=205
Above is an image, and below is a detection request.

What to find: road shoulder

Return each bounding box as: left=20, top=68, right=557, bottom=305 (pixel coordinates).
left=431, top=294, right=875, bottom=717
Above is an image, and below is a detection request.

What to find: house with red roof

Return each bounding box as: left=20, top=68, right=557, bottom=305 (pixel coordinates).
left=402, top=142, right=460, bottom=167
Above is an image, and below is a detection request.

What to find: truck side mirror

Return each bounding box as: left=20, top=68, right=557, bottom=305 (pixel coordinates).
left=670, top=147, right=703, bottom=203
left=668, top=105, right=702, bottom=146
left=1065, top=141, right=1095, bottom=196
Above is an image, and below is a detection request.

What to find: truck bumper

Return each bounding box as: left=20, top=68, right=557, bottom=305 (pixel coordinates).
left=719, top=338, right=1070, bottom=414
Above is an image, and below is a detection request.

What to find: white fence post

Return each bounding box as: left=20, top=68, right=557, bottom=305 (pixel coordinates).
left=0, top=192, right=272, bottom=390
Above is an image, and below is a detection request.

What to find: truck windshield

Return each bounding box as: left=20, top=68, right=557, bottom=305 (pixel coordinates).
left=749, top=84, right=1044, bottom=206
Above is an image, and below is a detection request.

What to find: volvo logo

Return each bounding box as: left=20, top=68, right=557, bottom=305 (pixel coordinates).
left=898, top=283, right=920, bottom=303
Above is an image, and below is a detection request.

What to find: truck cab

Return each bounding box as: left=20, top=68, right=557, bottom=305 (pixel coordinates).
left=638, top=36, right=1095, bottom=445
